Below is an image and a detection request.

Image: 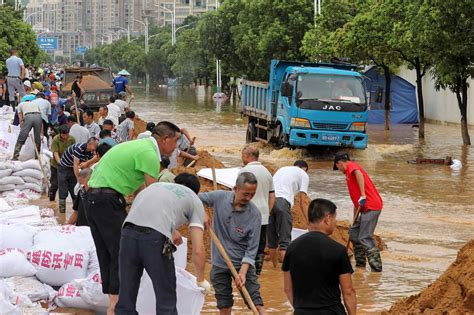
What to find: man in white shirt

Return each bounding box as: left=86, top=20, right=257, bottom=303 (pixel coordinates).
left=12, top=95, right=42, bottom=160
left=83, top=109, right=101, bottom=138
left=239, top=145, right=275, bottom=275
left=115, top=91, right=129, bottom=123
left=32, top=92, right=51, bottom=138
left=267, top=160, right=309, bottom=266
left=107, top=96, right=121, bottom=127
left=67, top=115, right=90, bottom=144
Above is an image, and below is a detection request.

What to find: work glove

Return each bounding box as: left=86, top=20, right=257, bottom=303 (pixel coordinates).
left=358, top=196, right=367, bottom=207
left=197, top=279, right=211, bottom=294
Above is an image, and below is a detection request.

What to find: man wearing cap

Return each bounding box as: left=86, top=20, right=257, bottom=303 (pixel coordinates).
left=333, top=152, right=383, bottom=272
left=112, top=70, right=133, bottom=96
left=49, top=125, right=76, bottom=201
left=87, top=121, right=181, bottom=314
left=12, top=95, right=43, bottom=160
left=5, top=48, right=26, bottom=108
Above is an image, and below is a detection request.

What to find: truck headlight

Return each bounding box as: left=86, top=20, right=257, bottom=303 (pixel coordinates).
left=291, top=118, right=311, bottom=128
left=350, top=122, right=366, bottom=132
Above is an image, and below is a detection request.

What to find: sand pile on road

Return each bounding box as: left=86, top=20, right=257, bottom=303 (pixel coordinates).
left=384, top=240, right=474, bottom=314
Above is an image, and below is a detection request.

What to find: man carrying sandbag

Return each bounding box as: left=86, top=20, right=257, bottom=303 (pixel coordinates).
left=57, top=138, right=98, bottom=213
left=11, top=95, right=42, bottom=161
left=49, top=125, right=76, bottom=201
left=115, top=173, right=210, bottom=314
left=87, top=121, right=181, bottom=315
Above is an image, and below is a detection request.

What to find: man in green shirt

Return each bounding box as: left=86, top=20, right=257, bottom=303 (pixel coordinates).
left=49, top=125, right=75, bottom=201
left=87, top=121, right=181, bottom=314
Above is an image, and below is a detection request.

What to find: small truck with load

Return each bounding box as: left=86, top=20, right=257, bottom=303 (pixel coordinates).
left=241, top=60, right=369, bottom=149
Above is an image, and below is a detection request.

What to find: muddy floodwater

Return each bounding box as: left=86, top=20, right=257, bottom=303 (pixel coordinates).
left=133, top=88, right=473, bottom=314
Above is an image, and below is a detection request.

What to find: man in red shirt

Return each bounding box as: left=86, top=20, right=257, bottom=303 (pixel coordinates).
left=334, top=152, right=383, bottom=272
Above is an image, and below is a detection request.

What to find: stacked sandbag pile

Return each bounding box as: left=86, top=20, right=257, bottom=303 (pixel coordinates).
left=0, top=193, right=205, bottom=314
left=0, top=158, right=50, bottom=195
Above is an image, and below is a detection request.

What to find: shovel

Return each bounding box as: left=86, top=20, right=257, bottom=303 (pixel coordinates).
left=346, top=206, right=361, bottom=250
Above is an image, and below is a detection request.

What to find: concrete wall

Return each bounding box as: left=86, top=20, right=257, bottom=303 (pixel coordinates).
left=396, top=66, right=474, bottom=126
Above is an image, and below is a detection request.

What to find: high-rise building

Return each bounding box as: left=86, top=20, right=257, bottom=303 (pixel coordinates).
left=25, top=0, right=218, bottom=60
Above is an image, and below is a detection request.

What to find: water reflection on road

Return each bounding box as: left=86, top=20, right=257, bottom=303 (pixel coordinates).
left=134, top=88, right=473, bottom=314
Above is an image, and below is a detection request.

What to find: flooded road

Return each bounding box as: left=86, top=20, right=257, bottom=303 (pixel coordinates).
left=133, top=88, right=473, bottom=314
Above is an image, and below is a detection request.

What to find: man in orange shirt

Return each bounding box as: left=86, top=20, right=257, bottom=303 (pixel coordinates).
left=334, top=152, right=383, bottom=272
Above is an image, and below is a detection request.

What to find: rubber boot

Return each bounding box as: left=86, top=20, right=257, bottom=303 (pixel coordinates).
left=49, top=191, right=56, bottom=202
left=12, top=143, right=22, bottom=161
left=367, top=247, right=383, bottom=272
left=353, top=243, right=367, bottom=268
left=59, top=199, right=66, bottom=214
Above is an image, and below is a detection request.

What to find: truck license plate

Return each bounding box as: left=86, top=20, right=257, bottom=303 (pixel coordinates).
left=322, top=135, right=338, bottom=141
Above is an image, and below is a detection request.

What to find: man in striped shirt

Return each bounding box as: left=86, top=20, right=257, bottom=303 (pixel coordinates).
left=57, top=138, right=98, bottom=213
left=116, top=111, right=135, bottom=143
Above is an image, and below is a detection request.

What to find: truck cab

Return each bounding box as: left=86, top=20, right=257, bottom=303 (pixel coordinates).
left=278, top=65, right=368, bottom=149
left=241, top=60, right=368, bottom=150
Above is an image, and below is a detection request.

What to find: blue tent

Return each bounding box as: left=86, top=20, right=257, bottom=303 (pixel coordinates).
left=364, top=67, right=418, bottom=124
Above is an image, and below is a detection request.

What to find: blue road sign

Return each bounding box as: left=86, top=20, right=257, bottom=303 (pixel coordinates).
left=37, top=37, right=58, bottom=50
left=76, top=46, right=88, bottom=54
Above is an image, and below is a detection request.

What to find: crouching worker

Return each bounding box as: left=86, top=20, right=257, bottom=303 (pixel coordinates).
left=67, top=168, right=92, bottom=226
left=115, top=173, right=209, bottom=315
left=199, top=172, right=265, bottom=315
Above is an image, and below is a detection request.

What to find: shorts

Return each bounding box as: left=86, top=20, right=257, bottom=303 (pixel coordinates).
left=210, top=265, right=263, bottom=309
left=267, top=197, right=292, bottom=250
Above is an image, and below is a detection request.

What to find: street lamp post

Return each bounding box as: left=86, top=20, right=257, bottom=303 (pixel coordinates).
left=134, top=18, right=150, bottom=94
left=154, top=1, right=176, bottom=45
left=115, top=25, right=131, bottom=43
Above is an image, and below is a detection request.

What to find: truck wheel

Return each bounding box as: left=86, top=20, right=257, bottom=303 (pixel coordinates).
left=246, top=122, right=256, bottom=143
left=278, top=128, right=288, bottom=148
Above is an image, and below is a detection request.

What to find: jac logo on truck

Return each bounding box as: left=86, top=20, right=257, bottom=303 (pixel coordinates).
left=322, top=105, right=342, bottom=111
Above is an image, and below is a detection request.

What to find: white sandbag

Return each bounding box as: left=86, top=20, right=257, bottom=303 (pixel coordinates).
left=74, top=272, right=109, bottom=313
left=0, top=280, right=18, bottom=314
left=39, top=208, right=55, bottom=218
left=3, top=161, right=23, bottom=172
left=174, top=237, right=188, bottom=269
left=54, top=283, right=90, bottom=310
left=20, top=160, right=42, bottom=171
left=0, top=177, right=25, bottom=186
left=4, top=277, right=50, bottom=303
left=136, top=267, right=205, bottom=315
left=12, top=169, right=43, bottom=180
left=0, top=206, right=41, bottom=225
left=0, top=198, right=12, bottom=212
left=0, top=224, right=37, bottom=251
left=21, top=176, right=42, bottom=185
left=0, top=184, right=15, bottom=192
left=0, top=169, right=13, bottom=177
left=23, top=183, right=42, bottom=193
left=34, top=225, right=95, bottom=251
left=28, top=247, right=90, bottom=286
left=87, top=249, right=100, bottom=275
left=0, top=248, right=37, bottom=278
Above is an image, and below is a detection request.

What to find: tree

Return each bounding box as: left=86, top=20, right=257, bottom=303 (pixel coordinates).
left=0, top=5, right=46, bottom=73
left=333, top=2, right=402, bottom=130
left=426, top=0, right=473, bottom=145
left=386, top=0, right=435, bottom=139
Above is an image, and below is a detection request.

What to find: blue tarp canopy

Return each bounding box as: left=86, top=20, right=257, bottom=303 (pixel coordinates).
left=364, top=67, right=418, bottom=124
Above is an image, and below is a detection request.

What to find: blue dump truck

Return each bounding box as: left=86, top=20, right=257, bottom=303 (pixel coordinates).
left=241, top=60, right=369, bottom=149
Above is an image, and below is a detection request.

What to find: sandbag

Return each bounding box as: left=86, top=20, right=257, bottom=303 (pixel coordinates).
left=0, top=224, right=37, bottom=251
left=22, top=176, right=42, bottom=185
left=23, top=183, right=42, bottom=193
left=54, top=283, right=90, bottom=310
left=0, top=198, right=12, bottom=212
left=87, top=249, right=100, bottom=275
left=0, top=169, right=13, bottom=178
left=34, top=225, right=95, bottom=251
left=0, top=184, right=15, bottom=192
left=20, top=160, right=42, bottom=171
left=136, top=267, right=205, bottom=315
left=74, top=272, right=108, bottom=313
left=3, top=161, right=22, bottom=172
left=12, top=169, right=43, bottom=180
left=174, top=237, right=188, bottom=269
left=0, top=176, right=25, bottom=186
left=0, top=206, right=41, bottom=225
left=0, top=280, right=18, bottom=314
left=4, top=277, right=51, bottom=303
left=28, top=247, right=90, bottom=286
left=0, top=248, right=37, bottom=278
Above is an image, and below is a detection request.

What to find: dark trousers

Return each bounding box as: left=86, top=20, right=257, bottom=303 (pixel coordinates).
left=267, top=197, right=292, bottom=250
left=49, top=165, right=58, bottom=200
left=42, top=119, right=49, bottom=138
left=16, top=113, right=42, bottom=149
left=57, top=165, right=76, bottom=200
left=116, top=225, right=177, bottom=315
left=87, top=190, right=127, bottom=295
left=255, top=225, right=267, bottom=275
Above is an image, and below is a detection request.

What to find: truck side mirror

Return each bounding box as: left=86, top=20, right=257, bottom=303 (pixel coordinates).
left=281, top=82, right=293, bottom=98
